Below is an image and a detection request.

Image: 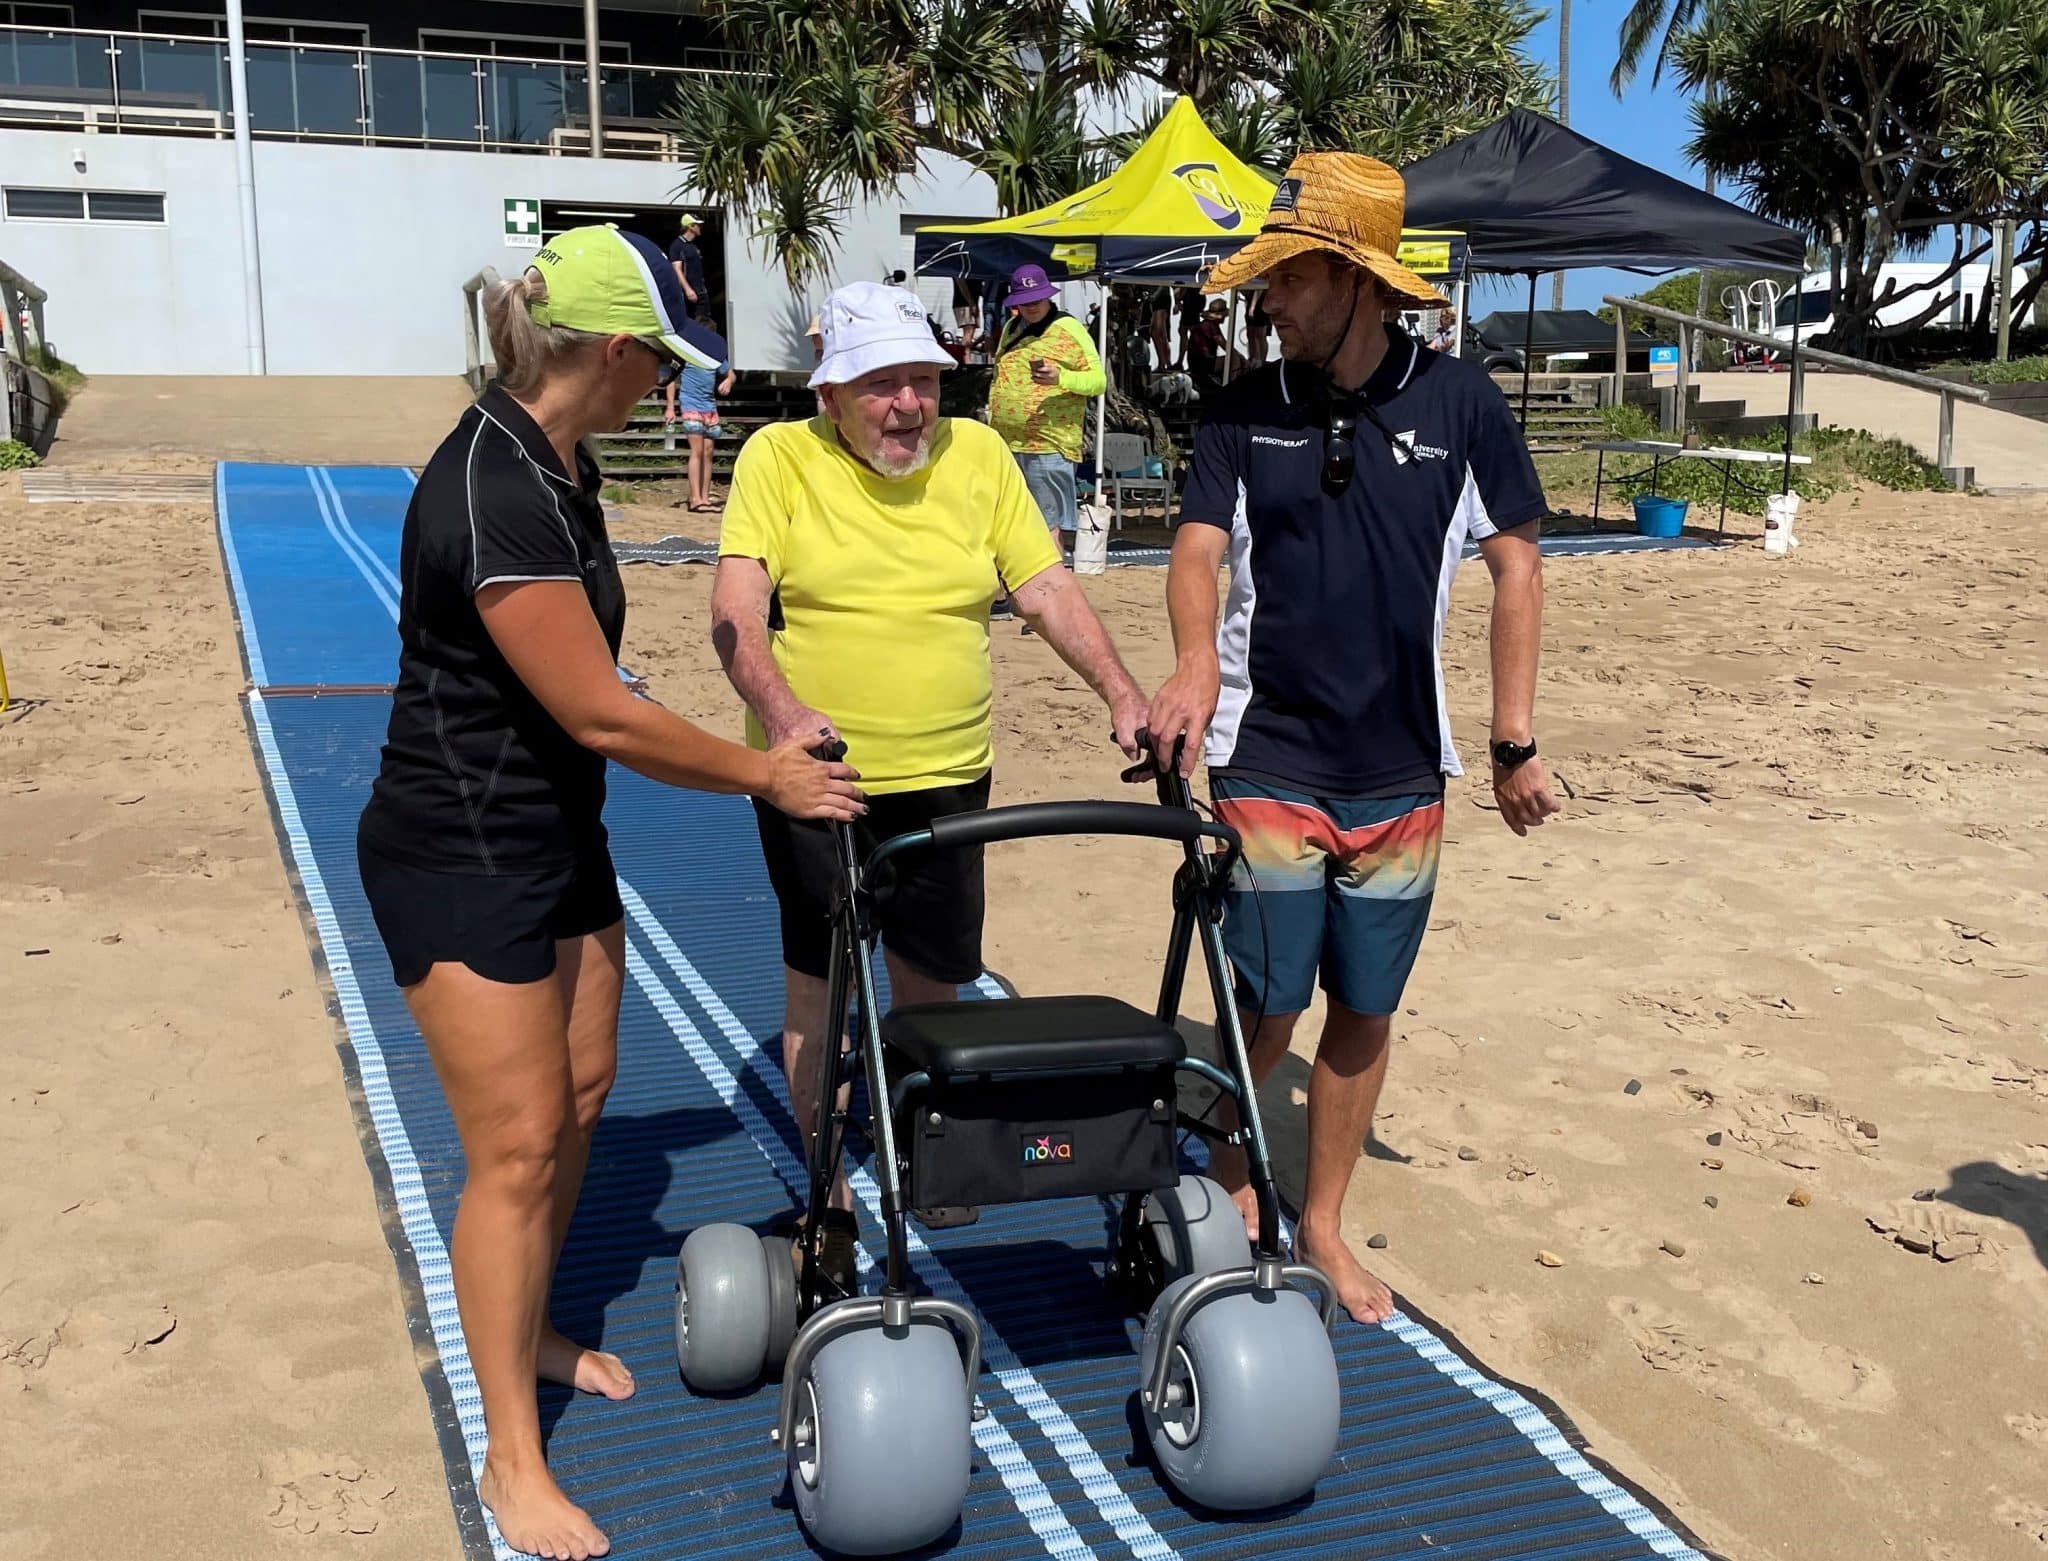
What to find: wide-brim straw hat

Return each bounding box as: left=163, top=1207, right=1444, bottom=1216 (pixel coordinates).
left=1205, top=152, right=1448, bottom=309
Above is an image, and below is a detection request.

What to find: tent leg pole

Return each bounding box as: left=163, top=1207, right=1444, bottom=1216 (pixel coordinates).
left=1518, top=272, right=1537, bottom=431
left=1782, top=304, right=1801, bottom=493
left=1612, top=307, right=1626, bottom=406
left=1452, top=278, right=1466, bottom=360
left=1675, top=322, right=1689, bottom=437
left=1096, top=279, right=1111, bottom=512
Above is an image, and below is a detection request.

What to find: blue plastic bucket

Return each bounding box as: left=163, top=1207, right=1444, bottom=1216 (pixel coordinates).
left=1631, top=494, right=1689, bottom=537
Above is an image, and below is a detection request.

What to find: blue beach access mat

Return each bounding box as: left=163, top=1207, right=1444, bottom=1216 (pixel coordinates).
left=610, top=531, right=1708, bottom=570
left=217, top=460, right=1717, bottom=1561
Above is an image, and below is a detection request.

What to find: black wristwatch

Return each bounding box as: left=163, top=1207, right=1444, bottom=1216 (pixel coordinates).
left=1490, top=738, right=1538, bottom=771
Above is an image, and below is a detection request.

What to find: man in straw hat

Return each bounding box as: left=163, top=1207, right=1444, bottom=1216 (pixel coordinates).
left=1146, top=152, right=1560, bottom=1323
left=713, top=281, right=1150, bottom=1284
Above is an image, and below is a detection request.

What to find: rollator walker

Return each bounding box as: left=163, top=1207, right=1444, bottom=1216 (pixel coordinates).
left=674, top=739, right=1343, bottom=1555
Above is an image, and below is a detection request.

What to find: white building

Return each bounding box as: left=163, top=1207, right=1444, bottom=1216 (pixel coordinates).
left=0, top=1, right=999, bottom=374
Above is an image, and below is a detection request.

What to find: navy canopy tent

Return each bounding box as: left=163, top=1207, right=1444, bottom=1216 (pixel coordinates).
left=1400, top=109, right=1805, bottom=435
left=1401, top=109, right=1805, bottom=276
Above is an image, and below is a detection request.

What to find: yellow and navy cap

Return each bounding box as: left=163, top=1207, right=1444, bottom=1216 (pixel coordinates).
left=527, top=224, right=721, bottom=370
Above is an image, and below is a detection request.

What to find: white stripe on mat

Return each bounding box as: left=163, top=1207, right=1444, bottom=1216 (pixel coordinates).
left=1381, top=1311, right=1707, bottom=1559
left=306, top=468, right=400, bottom=619
left=620, top=933, right=1096, bottom=1561
left=245, top=690, right=517, bottom=1561
left=621, top=885, right=1179, bottom=1561
left=214, top=463, right=271, bottom=687
left=315, top=468, right=403, bottom=599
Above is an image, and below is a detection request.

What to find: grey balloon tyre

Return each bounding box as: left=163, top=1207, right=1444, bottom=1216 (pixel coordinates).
left=760, top=1232, right=799, bottom=1371
left=674, top=1223, right=771, bottom=1392
left=1142, top=1175, right=1254, bottom=1282
left=1139, top=1276, right=1341, bottom=1511
left=791, top=1322, right=972, bottom=1556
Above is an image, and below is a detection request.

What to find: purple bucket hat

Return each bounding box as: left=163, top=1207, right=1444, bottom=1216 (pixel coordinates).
left=1003, top=264, right=1059, bottom=310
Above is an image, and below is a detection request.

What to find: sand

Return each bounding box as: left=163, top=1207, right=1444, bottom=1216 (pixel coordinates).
left=0, top=473, right=466, bottom=1560
left=5, top=396, right=2045, bottom=1561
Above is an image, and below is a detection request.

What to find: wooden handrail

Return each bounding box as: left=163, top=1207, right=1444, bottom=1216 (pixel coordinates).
left=461, top=266, right=502, bottom=394
left=1604, top=293, right=1991, bottom=482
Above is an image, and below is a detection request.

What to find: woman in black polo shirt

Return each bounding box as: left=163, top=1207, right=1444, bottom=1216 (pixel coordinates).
left=356, top=227, right=861, bottom=1561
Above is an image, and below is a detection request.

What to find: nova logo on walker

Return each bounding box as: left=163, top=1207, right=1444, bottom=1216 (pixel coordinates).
left=1022, top=1133, right=1073, bottom=1165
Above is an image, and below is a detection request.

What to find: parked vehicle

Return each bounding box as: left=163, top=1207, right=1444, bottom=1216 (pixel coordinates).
left=1763, top=263, right=2034, bottom=348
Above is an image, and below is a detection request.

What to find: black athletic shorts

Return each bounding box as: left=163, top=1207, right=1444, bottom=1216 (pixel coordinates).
left=753, top=773, right=992, bottom=985
left=356, top=826, right=625, bottom=989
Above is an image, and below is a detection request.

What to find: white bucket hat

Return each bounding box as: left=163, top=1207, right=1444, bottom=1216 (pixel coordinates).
left=807, top=281, right=954, bottom=389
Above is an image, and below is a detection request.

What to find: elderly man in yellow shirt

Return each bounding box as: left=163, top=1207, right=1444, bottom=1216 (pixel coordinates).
left=710, top=280, right=1149, bottom=1287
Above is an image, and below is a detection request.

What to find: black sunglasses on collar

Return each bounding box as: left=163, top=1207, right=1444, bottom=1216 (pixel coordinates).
left=1320, top=390, right=1399, bottom=497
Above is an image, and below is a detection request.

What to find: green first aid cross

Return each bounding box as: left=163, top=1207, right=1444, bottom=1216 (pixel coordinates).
left=504, top=198, right=542, bottom=247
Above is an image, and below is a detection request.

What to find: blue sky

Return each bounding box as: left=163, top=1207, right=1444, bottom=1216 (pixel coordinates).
left=1498, top=2, right=1726, bottom=315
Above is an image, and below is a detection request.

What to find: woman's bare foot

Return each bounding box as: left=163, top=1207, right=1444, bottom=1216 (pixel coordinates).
left=537, top=1328, right=635, bottom=1401
left=478, top=1456, right=610, bottom=1560
left=1295, top=1217, right=1394, bottom=1324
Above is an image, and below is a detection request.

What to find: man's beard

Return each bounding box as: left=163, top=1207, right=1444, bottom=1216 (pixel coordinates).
left=1276, top=319, right=1342, bottom=364
left=862, top=424, right=932, bottom=478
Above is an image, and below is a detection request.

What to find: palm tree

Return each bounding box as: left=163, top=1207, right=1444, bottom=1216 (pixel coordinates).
left=672, top=0, right=1550, bottom=287
left=1608, top=0, right=1703, bottom=93
left=1609, top=0, right=1720, bottom=339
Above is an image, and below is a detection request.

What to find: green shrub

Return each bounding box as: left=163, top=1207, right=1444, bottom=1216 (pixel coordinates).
left=1959, top=354, right=2048, bottom=385
left=30, top=347, right=85, bottom=419
left=1596, top=402, right=1660, bottom=440
left=1801, top=425, right=1945, bottom=490
left=0, top=439, right=41, bottom=470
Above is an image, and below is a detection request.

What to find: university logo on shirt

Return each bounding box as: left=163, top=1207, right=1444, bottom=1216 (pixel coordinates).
left=1389, top=430, right=1451, bottom=465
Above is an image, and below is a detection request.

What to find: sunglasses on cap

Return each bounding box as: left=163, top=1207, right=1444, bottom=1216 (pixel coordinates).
left=1321, top=391, right=1398, bottom=497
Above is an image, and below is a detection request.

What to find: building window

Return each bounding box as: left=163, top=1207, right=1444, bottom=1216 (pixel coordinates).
left=4, top=187, right=83, bottom=220
left=137, top=11, right=368, bottom=47
left=4, top=187, right=167, bottom=223
left=2, top=4, right=77, bottom=24
left=419, top=29, right=630, bottom=63
left=87, top=190, right=168, bottom=222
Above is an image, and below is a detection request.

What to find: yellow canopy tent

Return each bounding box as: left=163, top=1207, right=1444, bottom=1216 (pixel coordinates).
left=915, top=99, right=1469, bottom=497
left=913, top=97, right=1467, bottom=285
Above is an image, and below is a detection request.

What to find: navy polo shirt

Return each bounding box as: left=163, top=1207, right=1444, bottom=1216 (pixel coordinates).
left=1179, top=328, right=1546, bottom=797
left=666, top=235, right=707, bottom=304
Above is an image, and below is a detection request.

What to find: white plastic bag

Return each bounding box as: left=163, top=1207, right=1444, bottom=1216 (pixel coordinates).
left=1763, top=491, right=1800, bottom=554
left=1073, top=500, right=1111, bottom=575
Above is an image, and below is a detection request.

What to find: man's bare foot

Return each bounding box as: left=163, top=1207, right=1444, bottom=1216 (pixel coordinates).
left=1295, top=1218, right=1395, bottom=1325
left=537, top=1328, right=635, bottom=1401
left=1205, top=1147, right=1261, bottom=1244
left=478, top=1456, right=610, bottom=1560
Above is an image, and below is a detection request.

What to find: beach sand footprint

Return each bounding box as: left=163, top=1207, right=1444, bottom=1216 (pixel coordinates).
left=1612, top=1297, right=1719, bottom=1385
left=1991, top=1495, right=2048, bottom=1548
left=1866, top=1198, right=2005, bottom=1268
left=1708, top=1282, right=1898, bottom=1415
left=262, top=1449, right=397, bottom=1538
left=2007, top=1412, right=2048, bottom=1446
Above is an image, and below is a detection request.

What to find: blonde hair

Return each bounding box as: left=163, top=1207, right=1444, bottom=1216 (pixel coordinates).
left=483, top=268, right=605, bottom=396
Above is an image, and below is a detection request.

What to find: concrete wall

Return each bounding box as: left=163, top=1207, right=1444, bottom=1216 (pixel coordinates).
left=0, top=130, right=997, bottom=375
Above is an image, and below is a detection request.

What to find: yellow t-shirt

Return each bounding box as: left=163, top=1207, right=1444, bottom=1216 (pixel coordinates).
left=718, top=416, right=1064, bottom=793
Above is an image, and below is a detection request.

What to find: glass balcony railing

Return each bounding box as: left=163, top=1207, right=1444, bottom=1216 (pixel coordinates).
left=0, top=24, right=738, bottom=153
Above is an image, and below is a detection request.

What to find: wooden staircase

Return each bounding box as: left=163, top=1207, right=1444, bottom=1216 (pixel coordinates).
left=1494, top=375, right=1607, bottom=453
left=589, top=377, right=815, bottom=481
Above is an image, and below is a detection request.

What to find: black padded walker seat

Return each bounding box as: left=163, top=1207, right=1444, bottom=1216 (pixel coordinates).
left=882, top=995, right=1186, bottom=1081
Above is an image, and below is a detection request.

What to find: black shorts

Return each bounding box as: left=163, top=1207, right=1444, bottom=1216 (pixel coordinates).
left=753, top=773, right=991, bottom=985
left=356, top=826, right=625, bottom=989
